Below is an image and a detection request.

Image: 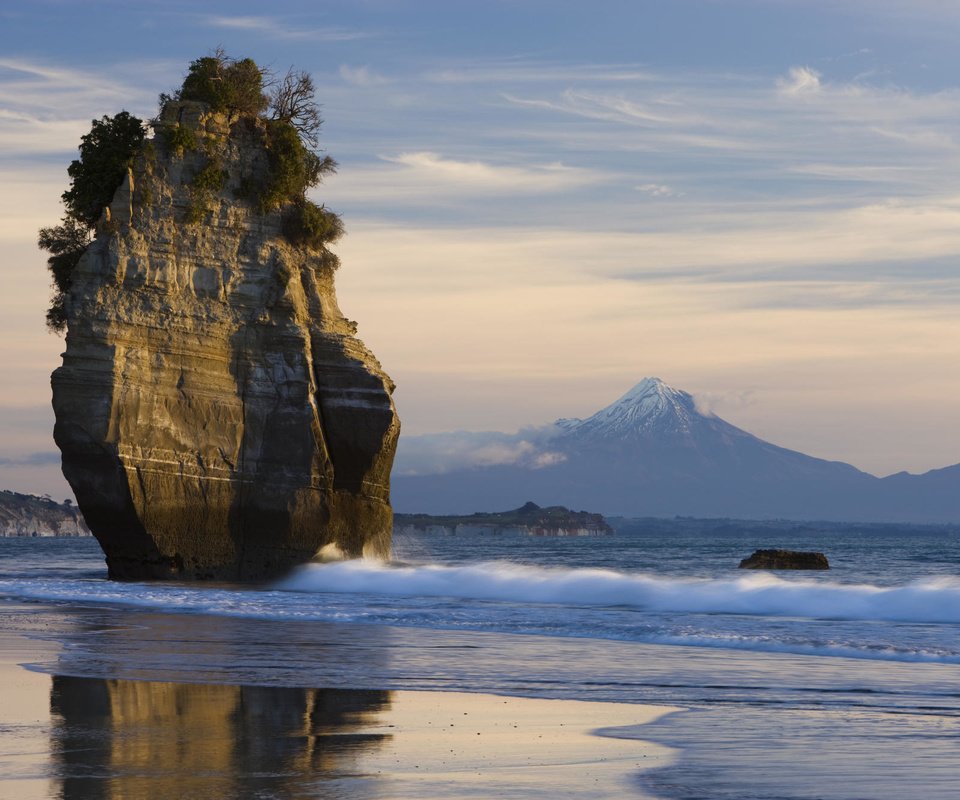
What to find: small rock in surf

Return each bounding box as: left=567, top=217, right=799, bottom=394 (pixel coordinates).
left=738, top=549, right=830, bottom=570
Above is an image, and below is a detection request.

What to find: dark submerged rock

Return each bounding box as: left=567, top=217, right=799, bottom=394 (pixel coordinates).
left=738, top=549, right=830, bottom=570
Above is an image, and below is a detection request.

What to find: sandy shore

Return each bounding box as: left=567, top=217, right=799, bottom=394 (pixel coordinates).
left=0, top=625, right=678, bottom=799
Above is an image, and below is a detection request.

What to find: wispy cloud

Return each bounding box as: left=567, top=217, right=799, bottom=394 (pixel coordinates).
left=777, top=66, right=823, bottom=96
left=0, top=452, right=59, bottom=467
left=0, top=58, right=145, bottom=115
left=324, top=152, right=605, bottom=202
left=490, top=66, right=960, bottom=214
left=0, top=57, right=174, bottom=160
left=635, top=183, right=679, bottom=197
left=427, top=62, right=656, bottom=84
left=0, top=113, right=88, bottom=156
left=503, top=89, right=703, bottom=127
left=332, top=201, right=960, bottom=304
left=3, top=35, right=960, bottom=479
left=339, top=65, right=390, bottom=86
left=336, top=215, right=960, bottom=474
left=204, top=15, right=368, bottom=42
left=381, top=151, right=601, bottom=192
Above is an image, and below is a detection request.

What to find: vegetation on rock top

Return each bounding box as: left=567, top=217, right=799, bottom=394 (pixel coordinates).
left=39, top=112, right=146, bottom=331
left=176, top=54, right=268, bottom=117
left=39, top=50, right=343, bottom=333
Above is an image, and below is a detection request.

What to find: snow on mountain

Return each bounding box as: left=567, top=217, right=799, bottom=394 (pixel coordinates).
left=557, top=377, right=698, bottom=439
left=391, top=379, right=960, bottom=521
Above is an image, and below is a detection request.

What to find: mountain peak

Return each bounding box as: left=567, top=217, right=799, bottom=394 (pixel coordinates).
left=617, top=376, right=673, bottom=403
left=559, top=377, right=700, bottom=441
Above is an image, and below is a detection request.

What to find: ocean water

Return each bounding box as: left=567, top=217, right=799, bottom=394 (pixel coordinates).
left=2, top=523, right=960, bottom=799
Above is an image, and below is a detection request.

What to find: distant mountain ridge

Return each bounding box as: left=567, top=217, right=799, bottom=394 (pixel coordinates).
left=391, top=378, right=960, bottom=522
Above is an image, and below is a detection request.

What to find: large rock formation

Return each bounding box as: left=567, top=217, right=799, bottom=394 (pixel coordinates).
left=51, top=102, right=399, bottom=580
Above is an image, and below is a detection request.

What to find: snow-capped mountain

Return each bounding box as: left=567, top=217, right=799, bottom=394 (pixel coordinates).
left=391, top=379, right=960, bottom=522
left=556, top=378, right=701, bottom=440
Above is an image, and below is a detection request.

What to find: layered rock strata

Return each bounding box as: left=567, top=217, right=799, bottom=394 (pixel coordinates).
left=52, top=102, right=399, bottom=580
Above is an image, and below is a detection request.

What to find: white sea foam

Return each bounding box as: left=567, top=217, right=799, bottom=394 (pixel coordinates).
left=4, top=561, right=960, bottom=664
left=278, top=559, right=960, bottom=625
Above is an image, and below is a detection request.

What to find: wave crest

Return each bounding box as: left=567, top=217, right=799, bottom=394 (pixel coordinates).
left=278, top=560, right=960, bottom=624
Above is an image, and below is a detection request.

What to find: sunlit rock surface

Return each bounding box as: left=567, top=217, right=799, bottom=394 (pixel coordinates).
left=51, top=103, right=399, bottom=580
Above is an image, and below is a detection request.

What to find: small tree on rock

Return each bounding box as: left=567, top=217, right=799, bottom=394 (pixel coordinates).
left=61, top=112, right=145, bottom=227
left=270, top=69, right=323, bottom=150
left=40, top=112, right=144, bottom=332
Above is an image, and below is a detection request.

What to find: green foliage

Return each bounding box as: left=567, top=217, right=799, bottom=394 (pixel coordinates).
left=61, top=112, right=145, bottom=227
left=281, top=200, right=344, bottom=253
left=256, top=119, right=336, bottom=212
left=178, top=51, right=267, bottom=116
left=161, top=123, right=197, bottom=157
left=136, top=182, right=153, bottom=208
left=186, top=158, right=227, bottom=224
left=40, top=53, right=342, bottom=337
left=274, top=262, right=293, bottom=288
left=37, top=218, right=90, bottom=332
left=136, top=142, right=156, bottom=207
left=171, top=52, right=339, bottom=242
left=39, top=111, right=143, bottom=332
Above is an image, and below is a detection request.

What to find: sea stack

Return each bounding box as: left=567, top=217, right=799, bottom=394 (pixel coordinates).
left=51, top=97, right=399, bottom=581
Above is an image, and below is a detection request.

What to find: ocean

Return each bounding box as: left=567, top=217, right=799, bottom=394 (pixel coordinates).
left=2, top=522, right=959, bottom=799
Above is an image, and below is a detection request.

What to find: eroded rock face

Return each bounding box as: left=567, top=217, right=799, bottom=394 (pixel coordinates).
left=51, top=102, right=399, bottom=580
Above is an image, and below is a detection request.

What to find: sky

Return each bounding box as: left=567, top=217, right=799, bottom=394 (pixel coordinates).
left=1, top=0, right=960, bottom=498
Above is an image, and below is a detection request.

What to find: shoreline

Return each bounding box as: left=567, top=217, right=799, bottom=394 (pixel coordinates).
left=0, top=621, right=679, bottom=799
left=4, top=582, right=960, bottom=798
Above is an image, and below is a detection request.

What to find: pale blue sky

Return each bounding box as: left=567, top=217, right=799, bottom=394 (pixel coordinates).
left=2, top=1, right=960, bottom=497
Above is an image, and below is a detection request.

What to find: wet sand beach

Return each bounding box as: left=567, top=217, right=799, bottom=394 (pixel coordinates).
left=0, top=621, right=678, bottom=799
left=4, top=534, right=960, bottom=800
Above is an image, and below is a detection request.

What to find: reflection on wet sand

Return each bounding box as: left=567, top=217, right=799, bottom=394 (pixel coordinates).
left=45, top=674, right=676, bottom=800
left=50, top=677, right=391, bottom=799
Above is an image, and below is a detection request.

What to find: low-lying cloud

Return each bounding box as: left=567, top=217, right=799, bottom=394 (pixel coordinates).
left=395, top=426, right=566, bottom=476
left=0, top=451, right=60, bottom=467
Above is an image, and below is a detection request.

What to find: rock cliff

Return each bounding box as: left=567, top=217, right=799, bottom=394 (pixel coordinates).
left=51, top=101, right=399, bottom=580
left=0, top=491, right=90, bottom=537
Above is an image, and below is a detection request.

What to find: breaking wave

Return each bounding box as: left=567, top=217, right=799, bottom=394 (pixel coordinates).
left=278, top=559, right=960, bottom=625
left=4, top=560, right=960, bottom=664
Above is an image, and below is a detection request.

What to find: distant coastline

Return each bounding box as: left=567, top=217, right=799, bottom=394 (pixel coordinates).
left=394, top=501, right=612, bottom=537
left=0, top=490, right=90, bottom=537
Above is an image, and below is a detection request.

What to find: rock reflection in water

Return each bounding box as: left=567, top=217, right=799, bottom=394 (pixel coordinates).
left=50, top=676, right=391, bottom=799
